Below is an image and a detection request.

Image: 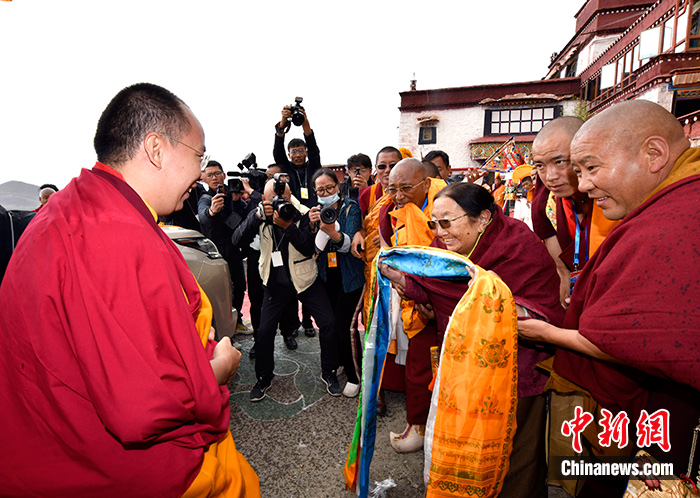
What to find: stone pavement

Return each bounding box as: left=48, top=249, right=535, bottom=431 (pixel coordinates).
left=228, top=332, right=426, bottom=497
left=227, top=329, right=573, bottom=498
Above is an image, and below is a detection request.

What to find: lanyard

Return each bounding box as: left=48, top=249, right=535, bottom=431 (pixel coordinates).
left=271, top=226, right=286, bottom=252
left=292, top=164, right=306, bottom=189
left=570, top=199, right=588, bottom=270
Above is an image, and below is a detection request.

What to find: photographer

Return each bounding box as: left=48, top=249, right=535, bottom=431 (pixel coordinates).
left=235, top=167, right=300, bottom=358
left=339, top=153, right=373, bottom=202
left=309, top=169, right=365, bottom=397
left=273, top=101, right=321, bottom=337
left=273, top=101, right=321, bottom=208
left=233, top=175, right=340, bottom=402
left=198, top=160, right=255, bottom=334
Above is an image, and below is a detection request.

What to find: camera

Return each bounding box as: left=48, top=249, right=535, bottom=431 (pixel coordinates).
left=230, top=152, right=266, bottom=193
left=226, top=174, right=243, bottom=193
left=216, top=184, right=225, bottom=195
left=271, top=173, right=296, bottom=222
left=320, top=205, right=337, bottom=224
left=289, top=97, right=305, bottom=127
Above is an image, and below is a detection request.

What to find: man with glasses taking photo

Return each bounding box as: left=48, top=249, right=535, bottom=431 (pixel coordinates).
left=199, top=160, right=256, bottom=334
left=273, top=104, right=322, bottom=337
left=273, top=104, right=321, bottom=208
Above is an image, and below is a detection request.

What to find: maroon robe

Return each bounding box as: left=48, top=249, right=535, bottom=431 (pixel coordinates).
left=405, top=205, right=565, bottom=397
left=553, top=167, right=700, bottom=469
left=0, top=164, right=230, bottom=497
left=358, top=182, right=384, bottom=218
left=531, top=182, right=555, bottom=241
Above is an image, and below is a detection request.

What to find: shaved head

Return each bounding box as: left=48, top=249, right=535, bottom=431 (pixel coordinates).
left=570, top=100, right=690, bottom=220
left=389, top=158, right=427, bottom=183
left=576, top=100, right=688, bottom=153
left=532, top=116, right=584, bottom=149
left=531, top=116, right=585, bottom=198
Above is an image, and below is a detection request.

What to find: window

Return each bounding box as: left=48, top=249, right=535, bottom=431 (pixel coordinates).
left=616, top=58, right=624, bottom=84
left=486, top=106, right=560, bottom=135
left=418, top=126, right=437, bottom=144
left=689, top=0, right=700, bottom=48
left=677, top=8, right=688, bottom=49
left=640, top=26, right=662, bottom=58
left=601, top=63, right=616, bottom=89
left=663, top=18, right=675, bottom=52
left=632, top=44, right=641, bottom=71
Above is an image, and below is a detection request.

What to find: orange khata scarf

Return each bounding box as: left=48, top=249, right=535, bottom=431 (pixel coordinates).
left=424, top=258, right=518, bottom=498
left=344, top=246, right=516, bottom=498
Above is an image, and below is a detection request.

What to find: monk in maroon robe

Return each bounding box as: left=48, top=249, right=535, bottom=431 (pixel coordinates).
left=0, top=84, right=258, bottom=498
left=520, top=100, right=700, bottom=492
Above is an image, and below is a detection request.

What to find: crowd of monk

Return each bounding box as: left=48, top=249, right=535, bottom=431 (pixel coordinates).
left=0, top=82, right=698, bottom=498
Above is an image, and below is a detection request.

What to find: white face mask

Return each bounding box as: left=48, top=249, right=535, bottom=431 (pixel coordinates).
left=318, top=192, right=339, bottom=206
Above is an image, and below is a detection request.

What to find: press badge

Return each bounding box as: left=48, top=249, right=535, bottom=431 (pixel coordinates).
left=300, top=187, right=309, bottom=200
left=271, top=251, right=284, bottom=267
left=328, top=252, right=337, bottom=268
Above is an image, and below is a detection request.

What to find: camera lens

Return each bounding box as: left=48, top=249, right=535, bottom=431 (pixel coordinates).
left=272, top=196, right=296, bottom=222
left=320, top=205, right=337, bottom=224
left=291, top=111, right=305, bottom=127
left=277, top=202, right=296, bottom=221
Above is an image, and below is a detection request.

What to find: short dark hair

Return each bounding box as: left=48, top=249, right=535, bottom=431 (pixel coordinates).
left=311, top=168, right=338, bottom=187
left=375, top=146, right=402, bottom=164
left=434, top=182, right=496, bottom=217
left=205, top=160, right=223, bottom=173
left=422, top=160, right=440, bottom=178
left=39, top=183, right=59, bottom=192
left=94, top=83, right=191, bottom=167
left=424, top=150, right=450, bottom=167
left=347, top=153, right=372, bottom=170
left=287, top=138, right=307, bottom=151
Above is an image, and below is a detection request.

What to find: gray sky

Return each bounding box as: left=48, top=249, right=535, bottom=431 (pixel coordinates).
left=0, top=0, right=581, bottom=188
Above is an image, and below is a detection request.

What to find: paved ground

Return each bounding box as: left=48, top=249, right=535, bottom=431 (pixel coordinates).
left=228, top=329, right=573, bottom=498
left=229, top=332, right=426, bottom=497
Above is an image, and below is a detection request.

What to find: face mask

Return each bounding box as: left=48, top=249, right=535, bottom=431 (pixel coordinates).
left=318, top=192, right=339, bottom=206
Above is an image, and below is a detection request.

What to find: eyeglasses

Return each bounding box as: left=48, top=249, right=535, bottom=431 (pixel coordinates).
left=427, top=213, right=469, bottom=230
left=162, top=134, right=210, bottom=171
left=315, top=184, right=337, bottom=196
left=375, top=162, right=397, bottom=171
left=385, top=180, right=425, bottom=196
left=205, top=170, right=224, bottom=179
left=289, top=148, right=307, bottom=156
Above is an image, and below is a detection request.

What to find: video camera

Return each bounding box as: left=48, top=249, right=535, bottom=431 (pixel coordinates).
left=226, top=153, right=267, bottom=193
left=270, top=173, right=296, bottom=222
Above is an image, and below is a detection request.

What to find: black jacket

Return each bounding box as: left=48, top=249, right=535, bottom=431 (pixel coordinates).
left=198, top=187, right=254, bottom=260
left=273, top=131, right=321, bottom=208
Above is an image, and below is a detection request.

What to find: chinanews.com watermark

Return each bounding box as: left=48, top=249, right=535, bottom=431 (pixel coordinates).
left=552, top=407, right=675, bottom=481
left=551, top=456, right=675, bottom=480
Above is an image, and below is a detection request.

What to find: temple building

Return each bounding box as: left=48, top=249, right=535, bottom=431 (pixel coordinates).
left=399, top=0, right=700, bottom=170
